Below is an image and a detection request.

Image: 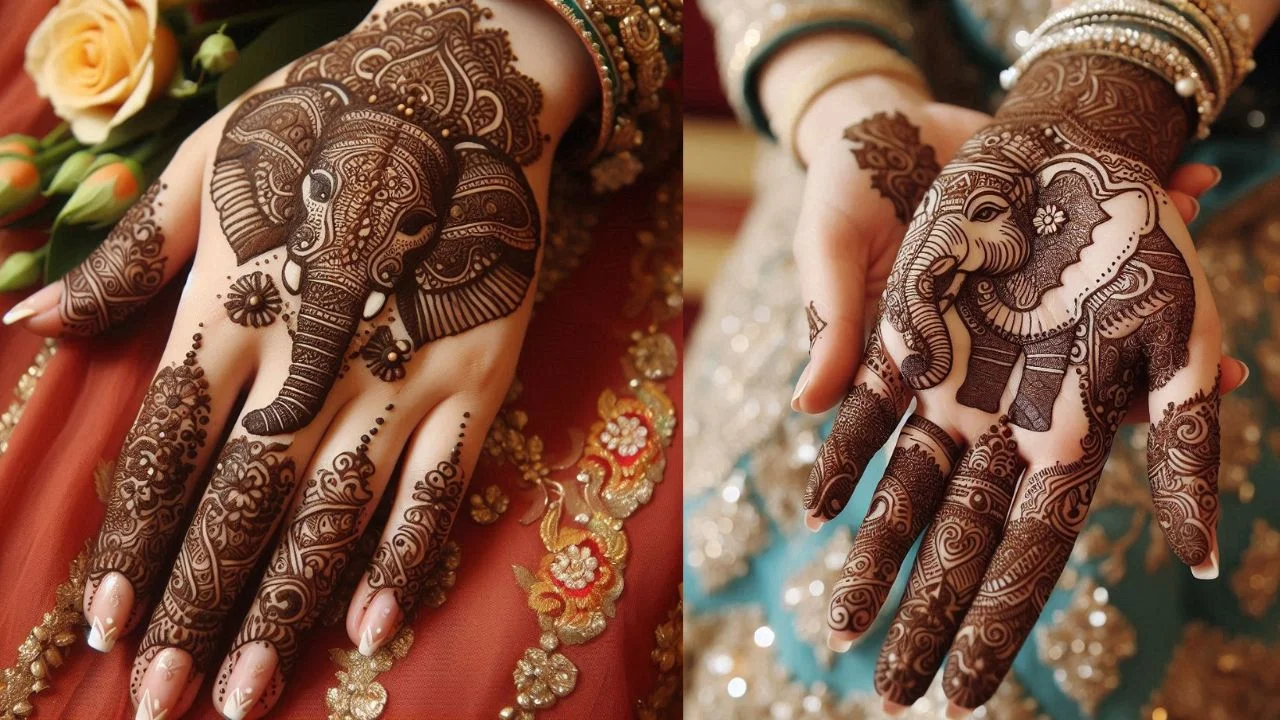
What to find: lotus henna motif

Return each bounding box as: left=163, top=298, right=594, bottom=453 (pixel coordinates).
left=210, top=2, right=544, bottom=435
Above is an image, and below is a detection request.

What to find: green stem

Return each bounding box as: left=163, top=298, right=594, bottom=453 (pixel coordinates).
left=39, top=122, right=69, bottom=148
left=127, top=134, right=168, bottom=166
left=187, top=3, right=325, bottom=39
left=35, top=138, right=81, bottom=171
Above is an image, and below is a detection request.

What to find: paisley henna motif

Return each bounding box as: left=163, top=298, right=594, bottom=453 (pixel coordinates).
left=844, top=111, right=940, bottom=224
left=803, top=329, right=906, bottom=521
left=1148, top=382, right=1221, bottom=567
left=60, top=181, right=168, bottom=336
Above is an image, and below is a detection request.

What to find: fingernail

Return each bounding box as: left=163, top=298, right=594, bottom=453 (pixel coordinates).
left=1188, top=196, right=1201, bottom=222
left=1192, top=545, right=1220, bottom=580
left=946, top=702, right=974, bottom=719
left=357, top=589, right=401, bottom=656
left=1236, top=358, right=1251, bottom=386
left=791, top=364, right=813, bottom=412
left=220, top=642, right=277, bottom=720
left=3, top=283, right=59, bottom=325
left=87, top=572, right=133, bottom=652
left=826, top=629, right=859, bottom=653
left=882, top=698, right=909, bottom=716
left=135, top=648, right=193, bottom=720
left=1208, top=166, right=1223, bottom=189
left=804, top=513, right=825, bottom=533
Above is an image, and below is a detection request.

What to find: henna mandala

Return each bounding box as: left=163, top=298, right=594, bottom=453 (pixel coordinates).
left=365, top=413, right=469, bottom=613
left=134, top=437, right=297, bottom=694
left=224, top=271, right=283, bottom=327
left=1148, top=381, right=1221, bottom=567
left=827, top=416, right=959, bottom=636
left=875, top=423, right=1021, bottom=706
left=88, top=334, right=211, bottom=626
left=60, top=181, right=167, bottom=336
left=803, top=329, right=906, bottom=521
left=361, top=325, right=413, bottom=381
left=211, top=0, right=545, bottom=436
left=805, top=301, right=826, bottom=350
left=844, top=112, right=940, bottom=224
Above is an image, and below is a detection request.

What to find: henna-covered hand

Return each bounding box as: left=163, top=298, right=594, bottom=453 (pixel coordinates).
left=804, top=53, right=1228, bottom=715
left=2, top=1, right=599, bottom=718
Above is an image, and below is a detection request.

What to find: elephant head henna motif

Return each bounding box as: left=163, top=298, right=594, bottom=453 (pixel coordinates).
left=885, top=127, right=1187, bottom=431
left=210, top=2, right=543, bottom=436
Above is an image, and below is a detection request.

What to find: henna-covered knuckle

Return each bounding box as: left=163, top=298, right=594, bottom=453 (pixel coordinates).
left=827, top=416, right=960, bottom=636
left=365, top=414, right=469, bottom=615
left=88, top=333, right=211, bottom=627
left=844, top=111, right=940, bottom=224
left=1148, top=381, right=1222, bottom=567
left=210, top=1, right=545, bottom=437
left=803, top=329, right=907, bottom=521
left=874, top=422, right=1020, bottom=707
left=133, top=437, right=297, bottom=695
left=60, top=181, right=169, bottom=337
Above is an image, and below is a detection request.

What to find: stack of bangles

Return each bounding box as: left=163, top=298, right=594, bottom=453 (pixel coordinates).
left=1001, top=0, right=1256, bottom=138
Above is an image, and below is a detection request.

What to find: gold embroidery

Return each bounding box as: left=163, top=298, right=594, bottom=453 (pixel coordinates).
left=1143, top=623, right=1280, bottom=720
left=325, top=627, right=414, bottom=720
left=507, top=645, right=578, bottom=715
left=0, top=339, right=56, bottom=459
left=0, top=544, right=88, bottom=719
left=92, top=460, right=115, bottom=505
left=1036, top=579, right=1136, bottom=716
left=469, top=485, right=511, bottom=525
left=1231, top=519, right=1280, bottom=619
left=781, top=526, right=853, bottom=668
left=636, top=585, right=682, bottom=719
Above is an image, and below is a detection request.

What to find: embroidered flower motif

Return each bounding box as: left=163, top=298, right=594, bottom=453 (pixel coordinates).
left=1034, top=204, right=1066, bottom=236
left=549, top=544, right=599, bottom=590
left=513, top=648, right=577, bottom=710
left=600, top=414, right=648, bottom=457
left=361, top=326, right=412, bottom=381
left=224, top=271, right=282, bottom=327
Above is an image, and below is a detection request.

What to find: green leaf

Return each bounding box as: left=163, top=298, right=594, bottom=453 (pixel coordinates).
left=44, top=220, right=109, bottom=282
left=216, top=2, right=373, bottom=109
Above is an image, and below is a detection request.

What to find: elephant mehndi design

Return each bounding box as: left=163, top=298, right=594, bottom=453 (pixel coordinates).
left=882, top=129, right=1194, bottom=431
left=210, top=1, right=543, bottom=436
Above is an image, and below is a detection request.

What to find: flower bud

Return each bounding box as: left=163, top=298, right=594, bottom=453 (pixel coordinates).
left=56, top=156, right=143, bottom=228
left=44, top=150, right=98, bottom=195
left=195, top=30, right=239, bottom=75
left=0, top=250, right=43, bottom=292
left=0, top=134, right=38, bottom=158
left=0, top=155, right=42, bottom=217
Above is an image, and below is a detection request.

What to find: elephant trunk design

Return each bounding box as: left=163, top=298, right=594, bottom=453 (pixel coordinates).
left=897, top=230, right=959, bottom=388
left=242, top=271, right=364, bottom=435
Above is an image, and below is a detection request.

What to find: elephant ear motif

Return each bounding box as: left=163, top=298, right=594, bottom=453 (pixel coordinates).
left=398, top=141, right=540, bottom=347
left=211, top=82, right=349, bottom=264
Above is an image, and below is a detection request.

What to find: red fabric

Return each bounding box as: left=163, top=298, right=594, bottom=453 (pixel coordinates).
left=0, top=3, right=682, bottom=715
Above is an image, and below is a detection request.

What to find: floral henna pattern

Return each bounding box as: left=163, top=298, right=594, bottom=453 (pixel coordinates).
left=843, top=111, right=940, bottom=224
left=88, top=334, right=211, bottom=626
left=60, top=181, right=167, bottom=336
left=874, top=423, right=1021, bottom=706
left=211, top=0, right=544, bottom=436
left=365, top=414, right=469, bottom=613
left=133, top=437, right=297, bottom=694
left=224, top=271, right=283, bottom=327
left=827, top=415, right=960, bottom=636
left=803, top=329, right=906, bottom=521
left=1148, top=381, right=1221, bottom=567
left=361, top=325, right=413, bottom=381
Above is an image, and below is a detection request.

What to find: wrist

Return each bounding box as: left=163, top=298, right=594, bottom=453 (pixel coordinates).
left=793, top=74, right=931, bottom=167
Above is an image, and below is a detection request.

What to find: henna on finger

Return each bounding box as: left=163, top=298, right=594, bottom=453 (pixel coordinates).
left=1148, top=381, right=1221, bottom=567
left=365, top=414, right=469, bottom=615
left=803, top=329, right=908, bottom=521
left=88, top=334, right=211, bottom=629
left=874, top=422, right=1021, bottom=707
left=827, top=415, right=961, bottom=637
left=806, top=301, right=826, bottom=350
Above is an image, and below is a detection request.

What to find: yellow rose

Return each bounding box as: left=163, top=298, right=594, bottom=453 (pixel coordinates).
left=25, top=0, right=178, bottom=144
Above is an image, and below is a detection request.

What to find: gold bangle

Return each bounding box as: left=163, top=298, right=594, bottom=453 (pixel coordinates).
left=774, top=46, right=928, bottom=168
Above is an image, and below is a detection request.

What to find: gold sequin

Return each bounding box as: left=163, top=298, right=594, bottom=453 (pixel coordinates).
left=0, top=339, right=56, bottom=459
left=325, top=627, right=414, bottom=720
left=636, top=586, right=682, bottom=719
left=469, top=485, right=511, bottom=525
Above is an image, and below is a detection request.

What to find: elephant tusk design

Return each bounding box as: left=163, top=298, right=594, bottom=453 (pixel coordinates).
left=362, top=291, right=388, bottom=320
left=283, top=260, right=303, bottom=294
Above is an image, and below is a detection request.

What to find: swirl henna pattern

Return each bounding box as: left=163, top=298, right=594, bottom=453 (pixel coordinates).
left=88, top=334, right=211, bottom=626
left=365, top=414, right=469, bottom=614
left=827, top=416, right=960, bottom=636
left=60, top=181, right=168, bottom=336
left=844, top=111, right=941, bottom=224
left=803, top=328, right=907, bottom=521
left=211, top=0, right=545, bottom=436
left=133, top=438, right=297, bottom=695
left=1148, top=381, right=1222, bottom=567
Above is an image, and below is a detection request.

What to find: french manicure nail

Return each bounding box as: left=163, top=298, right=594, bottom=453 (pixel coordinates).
left=882, top=698, right=908, bottom=717
left=1236, top=358, right=1251, bottom=386
left=3, top=283, right=59, bottom=325
left=1208, top=166, right=1223, bottom=188
left=804, top=513, right=825, bottom=533
left=2, top=304, right=34, bottom=325
left=1192, top=545, right=1220, bottom=580
left=791, top=364, right=814, bottom=412
left=87, top=572, right=133, bottom=652
left=946, top=702, right=974, bottom=719
left=134, top=648, right=193, bottom=720
left=357, top=589, right=402, bottom=656
left=220, top=643, right=278, bottom=720
left=1188, top=197, right=1201, bottom=222
left=826, top=630, right=858, bottom=653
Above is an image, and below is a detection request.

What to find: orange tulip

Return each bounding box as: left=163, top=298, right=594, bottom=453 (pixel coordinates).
left=0, top=155, right=42, bottom=217
left=56, top=156, right=143, bottom=227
